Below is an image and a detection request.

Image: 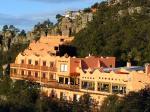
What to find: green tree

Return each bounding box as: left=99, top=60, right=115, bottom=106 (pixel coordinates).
left=56, top=14, right=63, bottom=22
left=100, top=95, right=123, bottom=112
left=73, top=0, right=150, bottom=66
left=19, top=30, right=26, bottom=37
left=2, top=25, right=8, bottom=32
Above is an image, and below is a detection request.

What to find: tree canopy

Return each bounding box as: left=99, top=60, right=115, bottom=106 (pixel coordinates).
left=72, top=0, right=150, bottom=66
left=100, top=87, right=150, bottom=112
left=0, top=76, right=99, bottom=112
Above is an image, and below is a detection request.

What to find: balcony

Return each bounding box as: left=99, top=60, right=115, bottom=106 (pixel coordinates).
left=11, top=73, right=79, bottom=91
left=43, top=83, right=79, bottom=91
left=24, top=76, right=40, bottom=82
left=10, top=64, right=57, bottom=72
left=11, top=73, right=54, bottom=83
left=27, top=64, right=40, bottom=69
left=41, top=78, right=48, bottom=83
left=11, top=74, right=40, bottom=81
left=10, top=64, right=20, bottom=68
left=58, top=84, right=79, bottom=90
left=40, top=66, right=56, bottom=71
left=10, top=74, right=23, bottom=80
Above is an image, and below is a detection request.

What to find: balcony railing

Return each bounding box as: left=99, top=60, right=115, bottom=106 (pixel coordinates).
left=10, top=64, right=57, bottom=72
left=11, top=74, right=40, bottom=81
left=11, top=73, right=79, bottom=91
left=58, top=84, right=79, bottom=90
left=40, top=66, right=56, bottom=71
left=41, top=78, right=48, bottom=83
left=42, top=83, right=79, bottom=91
left=10, top=64, right=20, bottom=68
left=11, top=74, right=57, bottom=83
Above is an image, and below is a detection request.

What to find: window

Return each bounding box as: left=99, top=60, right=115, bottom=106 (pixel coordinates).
left=60, top=39, right=64, bottom=42
left=42, top=72, right=46, bottom=79
left=35, top=72, right=38, bottom=78
left=112, top=84, right=126, bottom=94
left=59, top=77, right=64, bottom=84
left=54, top=46, right=58, bottom=50
left=43, top=61, right=46, bottom=66
left=14, top=69, right=17, bottom=74
left=28, top=59, right=32, bottom=64
left=21, top=60, right=24, bottom=64
left=73, top=94, right=77, bottom=101
left=73, top=94, right=80, bottom=101
left=49, top=73, right=54, bottom=80
left=65, top=78, right=69, bottom=84
left=97, top=82, right=110, bottom=92
left=60, top=92, right=67, bottom=100
left=50, top=62, right=54, bottom=67
left=21, top=70, right=24, bottom=76
left=60, top=64, right=67, bottom=72
left=60, top=92, right=64, bottom=100
left=35, top=61, right=38, bottom=65
left=28, top=71, right=31, bottom=76
left=81, top=81, right=95, bottom=90
left=70, top=77, right=75, bottom=85
left=10, top=69, right=13, bottom=74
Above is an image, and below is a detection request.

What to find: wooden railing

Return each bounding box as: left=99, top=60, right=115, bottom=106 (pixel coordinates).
left=10, top=64, right=57, bottom=72
left=58, top=84, right=79, bottom=90
left=10, top=64, right=20, bottom=67
left=40, top=66, right=56, bottom=71
left=41, top=78, right=48, bottom=83
left=11, top=74, right=57, bottom=83
left=11, top=74, right=40, bottom=81
left=27, top=64, right=40, bottom=69
left=11, top=73, right=79, bottom=91
left=43, top=83, right=79, bottom=91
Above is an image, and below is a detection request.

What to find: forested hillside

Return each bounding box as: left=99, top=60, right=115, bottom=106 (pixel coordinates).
left=73, top=0, right=150, bottom=66
left=0, top=76, right=100, bottom=112
left=100, top=87, right=150, bottom=112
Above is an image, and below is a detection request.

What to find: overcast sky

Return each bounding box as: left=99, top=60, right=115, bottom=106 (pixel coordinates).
left=0, top=0, right=102, bottom=31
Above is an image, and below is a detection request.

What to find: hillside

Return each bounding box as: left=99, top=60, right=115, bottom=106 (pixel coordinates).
left=73, top=0, right=150, bottom=66
left=33, top=10, right=94, bottom=37
left=1, top=0, right=150, bottom=72
left=0, top=25, right=40, bottom=73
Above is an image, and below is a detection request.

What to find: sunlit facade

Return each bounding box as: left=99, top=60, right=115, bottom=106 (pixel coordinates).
left=10, top=35, right=150, bottom=105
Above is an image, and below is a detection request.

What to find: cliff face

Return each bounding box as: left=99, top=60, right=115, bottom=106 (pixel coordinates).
left=107, top=0, right=150, bottom=18
left=0, top=29, right=38, bottom=52
left=0, top=30, right=16, bottom=52
left=108, top=0, right=126, bottom=5
left=50, top=11, right=93, bottom=36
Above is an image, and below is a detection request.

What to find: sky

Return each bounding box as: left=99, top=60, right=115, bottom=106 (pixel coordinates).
left=0, top=0, right=102, bottom=31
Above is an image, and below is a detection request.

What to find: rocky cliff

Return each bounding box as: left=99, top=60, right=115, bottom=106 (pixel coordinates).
left=0, top=26, right=39, bottom=52
left=49, top=10, right=94, bottom=36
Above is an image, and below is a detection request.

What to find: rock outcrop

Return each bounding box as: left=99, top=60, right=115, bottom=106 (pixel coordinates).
left=118, top=6, right=150, bottom=17
left=51, top=11, right=93, bottom=36
left=0, top=28, right=36, bottom=52
left=108, top=0, right=126, bottom=5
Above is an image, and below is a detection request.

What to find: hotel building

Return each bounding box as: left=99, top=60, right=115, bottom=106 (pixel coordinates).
left=10, top=35, right=150, bottom=105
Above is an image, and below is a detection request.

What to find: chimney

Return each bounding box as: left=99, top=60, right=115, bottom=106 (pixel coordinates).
left=127, top=62, right=131, bottom=68
left=145, top=63, right=150, bottom=75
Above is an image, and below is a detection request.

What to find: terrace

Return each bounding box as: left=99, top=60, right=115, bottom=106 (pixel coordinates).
left=10, top=63, right=57, bottom=72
